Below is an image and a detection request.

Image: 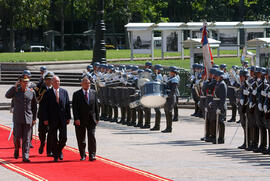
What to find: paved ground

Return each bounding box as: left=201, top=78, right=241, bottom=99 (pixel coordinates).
left=1, top=84, right=270, bottom=181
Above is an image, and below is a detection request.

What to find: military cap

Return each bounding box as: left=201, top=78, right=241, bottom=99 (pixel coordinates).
left=212, top=64, right=219, bottom=69
left=126, top=65, right=133, bottom=70
left=215, top=69, right=224, bottom=77
left=108, top=64, right=114, bottom=70
left=255, top=66, right=261, bottom=73
left=40, top=66, right=47, bottom=72
left=231, top=65, right=239, bottom=70
left=119, top=65, right=126, bottom=70
left=100, top=64, right=108, bottom=69
left=243, top=61, right=249, bottom=65
left=239, top=69, right=249, bottom=77
left=145, top=68, right=152, bottom=74
left=210, top=68, right=217, bottom=75
left=145, top=62, right=152, bottom=67
left=220, top=64, right=227, bottom=69
left=169, top=66, right=178, bottom=73
left=81, top=72, right=92, bottom=81
left=87, top=65, right=93, bottom=70
left=261, top=67, right=267, bottom=75
left=22, top=70, right=31, bottom=77
left=44, top=71, right=54, bottom=79
left=138, top=69, right=144, bottom=74
left=192, top=63, right=199, bottom=69
left=154, top=64, right=163, bottom=70
left=132, top=65, right=139, bottom=71
left=93, top=62, right=100, bottom=67
left=197, top=64, right=204, bottom=70
left=250, top=66, right=255, bottom=72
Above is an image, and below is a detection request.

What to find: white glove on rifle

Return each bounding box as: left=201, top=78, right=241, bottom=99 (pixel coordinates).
left=240, top=99, right=244, bottom=106
left=258, top=103, right=263, bottom=112
left=249, top=102, right=254, bottom=109
left=252, top=90, right=257, bottom=96
left=216, top=109, right=221, bottom=114
left=264, top=105, right=268, bottom=113
left=243, top=89, right=249, bottom=96
left=261, top=91, right=266, bottom=97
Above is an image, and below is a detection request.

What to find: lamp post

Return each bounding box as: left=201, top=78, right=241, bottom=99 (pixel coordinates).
left=92, top=0, right=106, bottom=64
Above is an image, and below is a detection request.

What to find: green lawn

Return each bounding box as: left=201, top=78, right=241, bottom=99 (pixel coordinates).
left=113, top=57, right=244, bottom=70
left=0, top=49, right=242, bottom=62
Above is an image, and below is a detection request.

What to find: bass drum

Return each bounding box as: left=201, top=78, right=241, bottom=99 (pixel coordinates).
left=140, top=81, right=167, bottom=108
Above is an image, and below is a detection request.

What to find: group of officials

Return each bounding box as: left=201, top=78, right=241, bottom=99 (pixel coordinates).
left=5, top=61, right=180, bottom=163
left=6, top=67, right=98, bottom=162
left=191, top=60, right=270, bottom=154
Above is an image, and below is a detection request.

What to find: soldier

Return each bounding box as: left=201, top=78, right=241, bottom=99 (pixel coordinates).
left=246, top=66, right=259, bottom=151
left=190, top=64, right=202, bottom=117
left=162, top=66, right=179, bottom=133
left=263, top=68, right=270, bottom=154
left=36, top=66, right=47, bottom=88
left=173, top=67, right=180, bottom=121
left=238, top=69, right=250, bottom=149
left=253, top=67, right=267, bottom=153
left=5, top=75, right=37, bottom=162
left=37, top=72, right=54, bottom=156
left=226, top=65, right=240, bottom=122
left=202, top=68, right=217, bottom=142
left=87, top=65, right=93, bottom=73
left=211, top=69, right=227, bottom=144
left=151, top=64, right=163, bottom=131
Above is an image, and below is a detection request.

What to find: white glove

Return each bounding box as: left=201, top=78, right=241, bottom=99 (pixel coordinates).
left=216, top=109, right=221, bottom=114
left=240, top=99, right=244, bottom=106
left=243, top=89, right=249, bottom=96
left=258, top=103, right=263, bottom=111
left=264, top=105, right=268, bottom=113
left=261, top=91, right=266, bottom=97
left=268, top=92, right=270, bottom=98
left=208, top=102, right=212, bottom=108
left=249, top=102, right=254, bottom=109
left=198, top=101, right=200, bottom=107
left=252, top=90, right=257, bottom=95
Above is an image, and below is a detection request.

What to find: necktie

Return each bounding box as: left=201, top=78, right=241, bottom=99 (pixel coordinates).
left=85, top=91, right=88, bottom=103
left=56, top=89, right=59, bottom=104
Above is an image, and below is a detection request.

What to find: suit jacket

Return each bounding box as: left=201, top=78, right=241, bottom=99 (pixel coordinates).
left=72, top=89, right=99, bottom=128
left=42, top=88, right=71, bottom=128
left=5, top=86, right=37, bottom=125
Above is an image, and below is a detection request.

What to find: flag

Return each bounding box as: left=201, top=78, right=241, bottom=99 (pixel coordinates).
left=201, top=22, right=213, bottom=77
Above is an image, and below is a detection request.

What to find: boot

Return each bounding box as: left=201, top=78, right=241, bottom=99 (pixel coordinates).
left=125, top=107, right=131, bottom=125
left=111, top=106, right=118, bottom=122
left=173, top=102, right=179, bottom=121
left=141, top=108, right=151, bottom=129
left=227, top=106, right=236, bottom=122
left=191, top=102, right=199, bottom=116
left=151, top=108, right=161, bottom=130
left=162, top=111, right=172, bottom=133
left=135, top=109, right=144, bottom=127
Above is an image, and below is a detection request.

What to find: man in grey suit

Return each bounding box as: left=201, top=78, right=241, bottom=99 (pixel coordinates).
left=5, top=75, right=37, bottom=162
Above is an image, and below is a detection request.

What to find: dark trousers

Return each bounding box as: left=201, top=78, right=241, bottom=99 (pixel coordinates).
left=13, top=123, right=31, bottom=159
left=173, top=97, right=179, bottom=119
left=38, top=119, right=52, bottom=154
left=75, top=126, right=96, bottom=157
left=50, top=123, right=67, bottom=157
left=144, top=108, right=151, bottom=126
left=153, top=108, right=161, bottom=127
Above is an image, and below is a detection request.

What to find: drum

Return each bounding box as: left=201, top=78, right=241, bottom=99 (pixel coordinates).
left=140, top=81, right=167, bottom=108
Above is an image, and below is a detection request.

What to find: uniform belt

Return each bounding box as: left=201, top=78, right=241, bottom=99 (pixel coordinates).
left=200, top=96, right=206, bottom=98
left=213, top=98, right=220, bottom=101
left=228, top=86, right=235, bottom=89
left=206, top=94, right=213, bottom=97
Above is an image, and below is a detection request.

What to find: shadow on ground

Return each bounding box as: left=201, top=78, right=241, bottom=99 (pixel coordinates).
left=202, top=148, right=270, bottom=168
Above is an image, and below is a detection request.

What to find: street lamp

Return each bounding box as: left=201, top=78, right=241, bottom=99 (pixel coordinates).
left=92, top=0, right=106, bottom=64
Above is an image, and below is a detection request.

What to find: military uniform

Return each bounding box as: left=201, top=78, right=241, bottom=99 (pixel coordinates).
left=162, top=67, right=179, bottom=133
left=5, top=83, right=37, bottom=162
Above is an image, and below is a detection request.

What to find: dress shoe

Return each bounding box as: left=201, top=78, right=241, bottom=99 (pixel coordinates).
left=262, top=148, right=270, bottom=154
left=227, top=118, right=236, bottom=122
left=253, top=146, right=267, bottom=153
left=236, top=120, right=241, bottom=124
left=238, top=143, right=247, bottom=149
left=30, top=143, right=34, bottom=148
left=23, top=158, right=30, bottom=163
left=245, top=145, right=253, bottom=151
left=212, top=139, right=224, bottom=144
left=110, top=118, right=117, bottom=123
left=150, top=126, right=160, bottom=131
left=39, top=145, right=44, bottom=154
left=54, top=156, right=58, bottom=162
left=135, top=123, right=143, bottom=128
left=47, top=152, right=53, bottom=157
left=141, top=125, right=150, bottom=129
left=200, top=137, right=205, bottom=141
left=205, top=137, right=215, bottom=142
left=172, top=117, right=179, bottom=122
left=89, top=154, right=96, bottom=161
left=161, top=128, right=172, bottom=133
left=59, top=153, right=63, bottom=160
left=191, top=112, right=198, bottom=117
left=80, top=156, right=86, bottom=161
left=100, top=116, right=105, bottom=120
left=14, top=150, right=19, bottom=159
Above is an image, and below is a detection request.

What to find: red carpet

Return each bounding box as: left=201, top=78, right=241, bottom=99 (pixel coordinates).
left=0, top=124, right=172, bottom=181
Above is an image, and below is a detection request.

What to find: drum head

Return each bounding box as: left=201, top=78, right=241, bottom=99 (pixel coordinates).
left=140, top=94, right=166, bottom=108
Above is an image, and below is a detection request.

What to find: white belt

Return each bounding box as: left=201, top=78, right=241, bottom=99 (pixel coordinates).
left=213, top=98, right=220, bottom=101
left=200, top=96, right=206, bottom=98
left=206, top=94, right=213, bottom=97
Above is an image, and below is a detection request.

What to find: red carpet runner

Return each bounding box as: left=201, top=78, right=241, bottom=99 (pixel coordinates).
left=0, top=124, right=172, bottom=181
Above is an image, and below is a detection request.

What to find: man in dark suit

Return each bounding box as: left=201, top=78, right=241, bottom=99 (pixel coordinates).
left=43, top=75, right=71, bottom=162
left=72, top=74, right=99, bottom=161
